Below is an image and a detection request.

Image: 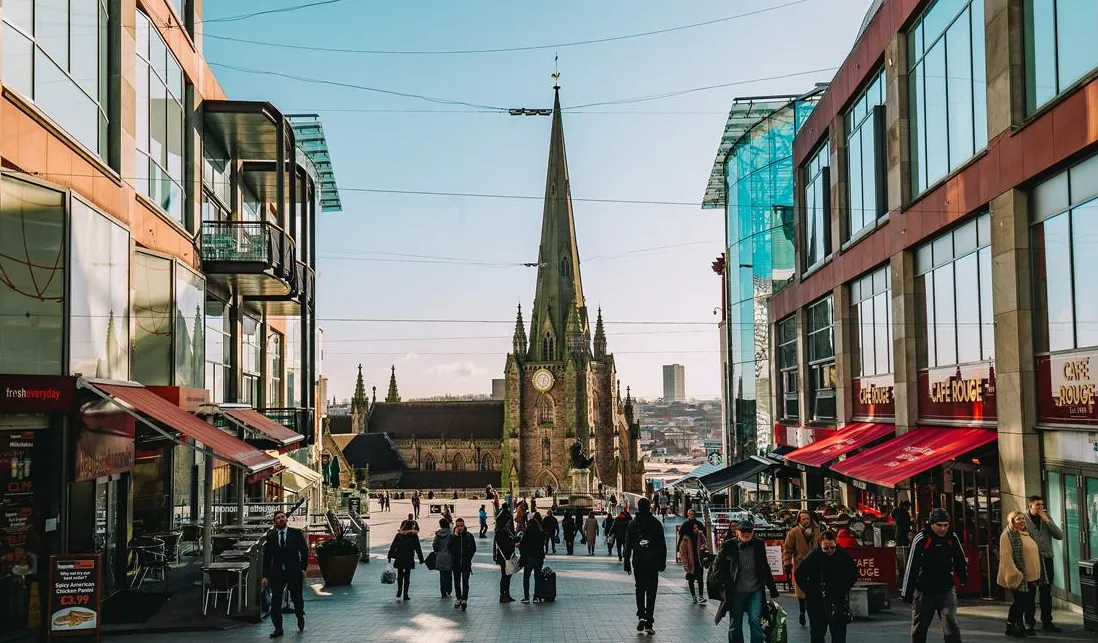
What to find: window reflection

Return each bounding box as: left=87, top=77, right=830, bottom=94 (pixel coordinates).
left=135, top=11, right=186, bottom=226
left=845, top=70, right=886, bottom=239
left=804, top=143, right=830, bottom=267
left=133, top=252, right=173, bottom=385
left=69, top=199, right=129, bottom=379
left=1025, top=0, right=1098, bottom=112
left=174, top=267, right=204, bottom=388
left=205, top=298, right=230, bottom=404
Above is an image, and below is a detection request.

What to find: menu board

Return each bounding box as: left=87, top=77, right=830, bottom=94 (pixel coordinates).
left=47, top=555, right=102, bottom=640
left=1, top=430, right=37, bottom=496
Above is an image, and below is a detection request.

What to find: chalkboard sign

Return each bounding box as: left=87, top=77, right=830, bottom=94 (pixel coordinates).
left=348, top=497, right=362, bottom=515
left=47, top=554, right=102, bottom=641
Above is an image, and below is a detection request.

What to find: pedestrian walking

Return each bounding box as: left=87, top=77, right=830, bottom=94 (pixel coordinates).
left=1023, top=495, right=1063, bottom=633
left=623, top=497, right=667, bottom=635
left=613, top=508, right=632, bottom=561
left=998, top=511, right=1045, bottom=638
left=678, top=518, right=709, bottom=603
left=714, top=520, right=780, bottom=643
left=478, top=504, right=489, bottom=539
left=431, top=518, right=455, bottom=598
left=261, top=511, right=308, bottom=638
left=447, top=517, right=476, bottom=611
left=795, top=530, right=857, bottom=643
left=493, top=506, right=517, bottom=603
left=584, top=511, right=599, bottom=555
left=901, top=508, right=967, bottom=643
left=784, top=509, right=823, bottom=627
left=406, top=513, right=420, bottom=532
left=519, top=517, right=546, bottom=603
left=387, top=519, right=425, bottom=601
left=542, top=510, right=559, bottom=554
left=892, top=501, right=912, bottom=546
left=562, top=509, right=577, bottom=555
left=412, top=491, right=421, bottom=519
left=603, top=512, right=616, bottom=555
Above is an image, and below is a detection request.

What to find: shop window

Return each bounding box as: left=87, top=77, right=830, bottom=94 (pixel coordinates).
left=851, top=266, right=893, bottom=377
left=914, top=213, right=993, bottom=368
left=70, top=198, right=130, bottom=379
left=1, top=0, right=110, bottom=159
left=845, top=69, right=887, bottom=240
left=777, top=316, right=799, bottom=420
left=807, top=297, right=835, bottom=422
left=204, top=297, right=230, bottom=404
left=909, top=0, right=987, bottom=196
left=803, top=142, right=831, bottom=268
left=1024, top=1, right=1098, bottom=112
left=135, top=11, right=187, bottom=226
left=0, top=176, right=65, bottom=375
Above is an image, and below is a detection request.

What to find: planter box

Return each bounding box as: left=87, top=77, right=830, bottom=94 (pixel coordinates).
left=317, top=553, right=359, bottom=586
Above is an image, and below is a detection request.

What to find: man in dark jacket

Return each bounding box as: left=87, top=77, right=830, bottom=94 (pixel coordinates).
left=623, top=497, right=666, bottom=635
left=446, top=518, right=476, bottom=611
left=262, top=511, right=308, bottom=638
left=603, top=513, right=616, bottom=555
left=795, top=530, right=857, bottom=643
left=716, top=520, right=780, bottom=643
left=613, top=509, right=633, bottom=561
left=561, top=510, right=577, bottom=555
left=901, top=508, right=967, bottom=643
left=542, top=511, right=559, bottom=554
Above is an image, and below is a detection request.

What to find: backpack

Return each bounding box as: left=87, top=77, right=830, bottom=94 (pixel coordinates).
left=631, top=522, right=661, bottom=567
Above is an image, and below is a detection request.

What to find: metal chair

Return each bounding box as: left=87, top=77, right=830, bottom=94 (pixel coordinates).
left=202, top=568, right=236, bottom=616
left=179, top=525, right=202, bottom=557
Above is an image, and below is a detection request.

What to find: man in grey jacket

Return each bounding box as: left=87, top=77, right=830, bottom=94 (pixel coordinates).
left=1023, top=495, right=1063, bottom=633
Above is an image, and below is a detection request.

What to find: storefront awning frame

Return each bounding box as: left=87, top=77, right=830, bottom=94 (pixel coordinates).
left=829, top=426, right=997, bottom=489
left=784, top=422, right=895, bottom=469
left=203, top=403, right=305, bottom=449
left=697, top=456, right=778, bottom=494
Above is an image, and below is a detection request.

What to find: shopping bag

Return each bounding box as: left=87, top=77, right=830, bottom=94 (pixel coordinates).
left=381, top=563, right=396, bottom=584
left=765, top=600, right=787, bottom=643
left=424, top=552, right=437, bottom=571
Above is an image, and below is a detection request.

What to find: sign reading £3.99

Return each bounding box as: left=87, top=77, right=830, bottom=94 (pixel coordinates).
left=47, top=554, right=102, bottom=641
left=1037, top=350, right=1098, bottom=426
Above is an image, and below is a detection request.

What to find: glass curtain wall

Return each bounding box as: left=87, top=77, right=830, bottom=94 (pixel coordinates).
left=133, top=251, right=173, bottom=385
left=0, top=176, right=65, bottom=374
left=1025, top=1, right=1098, bottom=112
left=204, top=298, right=230, bottom=403
left=723, top=98, right=813, bottom=458
left=915, top=213, right=994, bottom=368
left=135, top=10, right=185, bottom=226
left=851, top=267, right=893, bottom=377
left=2, top=0, right=110, bottom=158
left=69, top=199, right=129, bottom=379
left=285, top=317, right=302, bottom=407
left=807, top=296, right=836, bottom=422
left=202, top=138, right=231, bottom=222
left=845, top=69, right=887, bottom=240
left=1032, top=154, right=1098, bottom=352
left=804, top=142, right=831, bottom=268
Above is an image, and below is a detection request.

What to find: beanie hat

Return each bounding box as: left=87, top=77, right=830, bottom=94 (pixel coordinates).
left=927, top=508, right=950, bottom=524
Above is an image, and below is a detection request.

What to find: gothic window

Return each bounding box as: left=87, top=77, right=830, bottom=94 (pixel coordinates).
left=561, top=256, right=570, bottom=277
left=480, top=452, right=494, bottom=471
left=452, top=452, right=466, bottom=471
left=537, top=396, right=554, bottom=425
left=542, top=433, right=552, bottom=465
left=423, top=452, right=436, bottom=471
left=542, top=333, right=556, bottom=360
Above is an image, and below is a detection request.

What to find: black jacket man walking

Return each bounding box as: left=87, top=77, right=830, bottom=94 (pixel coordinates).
left=623, top=497, right=667, bottom=635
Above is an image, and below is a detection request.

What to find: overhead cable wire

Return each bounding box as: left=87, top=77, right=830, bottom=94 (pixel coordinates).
left=199, top=0, right=354, bottom=24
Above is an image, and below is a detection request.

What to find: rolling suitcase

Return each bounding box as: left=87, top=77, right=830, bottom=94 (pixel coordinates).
left=536, top=566, right=556, bottom=602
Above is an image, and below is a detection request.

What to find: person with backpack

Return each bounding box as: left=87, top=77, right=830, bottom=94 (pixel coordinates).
left=387, top=520, right=425, bottom=601
left=612, top=509, right=633, bottom=561
left=518, top=517, right=546, bottom=603
left=623, top=497, right=667, bottom=635
left=447, top=517, right=476, bottom=611
left=431, top=518, right=454, bottom=598
left=562, top=509, right=577, bottom=555
left=493, top=506, right=517, bottom=603
left=795, top=530, right=857, bottom=643
left=714, top=520, right=780, bottom=643
left=901, top=508, right=967, bottom=643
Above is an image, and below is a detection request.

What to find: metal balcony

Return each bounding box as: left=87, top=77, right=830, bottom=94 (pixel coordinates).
left=200, top=221, right=296, bottom=297
left=259, top=407, right=315, bottom=445
left=244, top=260, right=313, bottom=314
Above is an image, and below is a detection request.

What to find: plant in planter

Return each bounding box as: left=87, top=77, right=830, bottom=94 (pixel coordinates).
left=315, top=518, right=361, bottom=586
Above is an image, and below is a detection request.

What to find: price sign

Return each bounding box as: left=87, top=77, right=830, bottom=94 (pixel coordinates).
left=47, top=554, right=102, bottom=641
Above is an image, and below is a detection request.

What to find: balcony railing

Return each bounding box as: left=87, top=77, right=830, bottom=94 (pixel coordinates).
left=200, top=221, right=296, bottom=294
left=260, top=407, right=314, bottom=444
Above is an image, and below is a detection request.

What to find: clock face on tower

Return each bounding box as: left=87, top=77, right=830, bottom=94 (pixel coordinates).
left=532, top=368, right=555, bottom=393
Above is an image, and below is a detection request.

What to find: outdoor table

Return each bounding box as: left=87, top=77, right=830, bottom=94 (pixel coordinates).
left=202, top=562, right=251, bottom=613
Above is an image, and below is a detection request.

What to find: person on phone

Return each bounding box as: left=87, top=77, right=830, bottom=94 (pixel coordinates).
left=261, top=511, right=308, bottom=638
left=795, top=530, right=857, bottom=643
left=1023, top=496, right=1063, bottom=633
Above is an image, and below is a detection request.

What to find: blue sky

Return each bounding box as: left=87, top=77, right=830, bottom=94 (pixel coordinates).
left=204, top=0, right=872, bottom=401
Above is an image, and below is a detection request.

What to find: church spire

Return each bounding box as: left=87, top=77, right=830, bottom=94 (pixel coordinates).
left=386, top=365, right=401, bottom=403
left=593, top=307, right=607, bottom=358
left=512, top=303, right=528, bottom=356
left=351, top=364, right=368, bottom=414
left=528, top=82, right=588, bottom=361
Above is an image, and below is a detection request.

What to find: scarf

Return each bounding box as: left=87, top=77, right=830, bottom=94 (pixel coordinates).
left=1008, top=529, right=1049, bottom=587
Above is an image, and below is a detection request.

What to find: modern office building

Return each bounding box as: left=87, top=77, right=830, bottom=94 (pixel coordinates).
left=770, top=0, right=1098, bottom=605
left=701, top=91, right=822, bottom=466
left=0, top=1, right=340, bottom=632
left=662, top=364, right=686, bottom=402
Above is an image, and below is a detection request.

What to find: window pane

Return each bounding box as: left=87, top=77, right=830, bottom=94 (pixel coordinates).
left=2, top=23, right=33, bottom=97
left=69, top=200, right=130, bottom=379
left=167, top=101, right=183, bottom=182
left=912, top=61, right=928, bottom=194
left=857, top=299, right=871, bottom=376
left=70, top=0, right=100, bottom=95
left=5, top=0, right=33, bottom=31
left=1025, top=0, right=1057, bottom=110
left=35, top=49, right=98, bottom=153
left=955, top=253, right=981, bottom=363
left=1047, top=471, right=1066, bottom=592
left=934, top=263, right=957, bottom=365
left=979, top=246, right=995, bottom=360
left=946, top=9, right=975, bottom=168
left=924, top=42, right=950, bottom=185
left=874, top=292, right=891, bottom=374
left=919, top=273, right=935, bottom=367
left=1086, top=477, right=1098, bottom=562
left=1073, top=199, right=1098, bottom=347
left=133, top=252, right=173, bottom=385
left=848, top=127, right=865, bottom=236
left=135, top=62, right=149, bottom=153
left=971, top=0, right=987, bottom=150
left=174, top=268, right=204, bottom=388
left=1055, top=0, right=1098, bottom=94
left=36, top=0, right=69, bottom=64
left=1033, top=212, right=1074, bottom=352
left=149, top=72, right=167, bottom=168
left=1064, top=473, right=1081, bottom=595
left=862, top=114, right=878, bottom=219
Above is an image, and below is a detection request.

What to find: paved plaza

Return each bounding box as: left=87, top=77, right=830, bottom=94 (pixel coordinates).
left=115, top=499, right=1089, bottom=642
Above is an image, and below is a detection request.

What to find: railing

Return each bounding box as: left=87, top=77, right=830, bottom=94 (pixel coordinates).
left=200, top=221, right=296, bottom=282
left=296, top=262, right=315, bottom=306
left=260, top=407, right=313, bottom=440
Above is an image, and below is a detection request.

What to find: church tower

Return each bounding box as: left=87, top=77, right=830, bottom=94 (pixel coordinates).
left=502, top=81, right=642, bottom=496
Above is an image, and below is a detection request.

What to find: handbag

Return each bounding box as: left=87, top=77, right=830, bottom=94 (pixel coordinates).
left=424, top=551, right=437, bottom=571
left=381, top=563, right=396, bottom=585
left=496, top=543, right=520, bottom=576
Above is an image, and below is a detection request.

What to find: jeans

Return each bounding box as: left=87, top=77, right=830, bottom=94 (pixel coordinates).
left=1026, top=558, right=1054, bottom=625
left=498, top=561, right=512, bottom=597
left=727, top=589, right=766, bottom=643
left=395, top=568, right=412, bottom=598
left=522, top=557, right=544, bottom=599
left=1010, top=585, right=1036, bottom=627
left=634, top=568, right=659, bottom=624
left=269, top=570, right=304, bottom=632
left=452, top=569, right=470, bottom=601
left=413, top=505, right=420, bottom=519
left=438, top=569, right=452, bottom=596
left=544, top=533, right=556, bottom=554
left=910, top=589, right=961, bottom=643
left=806, top=598, right=848, bottom=643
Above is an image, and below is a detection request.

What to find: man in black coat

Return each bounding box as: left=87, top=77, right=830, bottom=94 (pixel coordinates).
left=623, top=498, right=667, bottom=635
left=715, top=520, right=780, bottom=643
left=795, top=530, right=857, bottom=643
left=446, top=518, right=477, bottom=611
left=542, top=511, right=559, bottom=554
left=901, top=508, right=967, bottom=643
left=262, top=511, right=308, bottom=638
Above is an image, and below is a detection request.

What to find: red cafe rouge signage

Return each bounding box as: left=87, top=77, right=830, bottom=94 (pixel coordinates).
left=852, top=375, right=895, bottom=420
left=1037, top=349, right=1098, bottom=426
left=0, top=375, right=76, bottom=414
left=918, top=363, right=997, bottom=424
left=75, top=401, right=136, bottom=483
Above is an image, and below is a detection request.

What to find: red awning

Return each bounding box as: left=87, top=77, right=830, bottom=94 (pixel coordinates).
left=221, top=406, right=304, bottom=448
left=784, top=422, right=894, bottom=468
left=87, top=381, right=279, bottom=474
left=829, top=427, right=997, bottom=488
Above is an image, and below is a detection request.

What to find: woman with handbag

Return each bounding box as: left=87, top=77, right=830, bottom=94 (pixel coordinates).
left=677, top=520, right=709, bottom=603
left=494, top=506, right=518, bottom=603
left=387, top=520, right=425, bottom=601
left=998, top=511, right=1044, bottom=637
left=430, top=518, right=455, bottom=598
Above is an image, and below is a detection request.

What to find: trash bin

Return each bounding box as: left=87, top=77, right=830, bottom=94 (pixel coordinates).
left=1081, top=559, right=1097, bottom=632
left=357, top=523, right=370, bottom=563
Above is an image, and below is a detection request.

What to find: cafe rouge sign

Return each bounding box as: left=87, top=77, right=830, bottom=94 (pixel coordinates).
left=918, top=363, right=997, bottom=423
left=852, top=375, right=895, bottom=420
left=1038, top=349, right=1098, bottom=426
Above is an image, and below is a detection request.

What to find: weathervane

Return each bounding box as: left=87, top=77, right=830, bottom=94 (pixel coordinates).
left=552, top=53, right=561, bottom=89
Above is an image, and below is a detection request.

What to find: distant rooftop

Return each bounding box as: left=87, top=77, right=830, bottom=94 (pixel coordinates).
left=287, top=114, right=343, bottom=212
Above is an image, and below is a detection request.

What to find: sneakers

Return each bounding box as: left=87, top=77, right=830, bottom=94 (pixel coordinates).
left=499, top=596, right=514, bottom=604
left=644, top=623, right=655, bottom=635
left=698, top=597, right=707, bottom=605
left=454, top=601, right=461, bottom=609
left=461, top=600, right=467, bottom=612
left=520, top=597, right=530, bottom=604
left=691, top=595, right=697, bottom=603
left=637, top=619, right=646, bottom=632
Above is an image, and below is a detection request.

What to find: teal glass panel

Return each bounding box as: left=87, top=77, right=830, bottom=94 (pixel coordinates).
left=1025, top=0, right=1057, bottom=110
left=1064, top=473, right=1081, bottom=596
left=1047, top=472, right=1066, bottom=592
left=1072, top=198, right=1098, bottom=348
left=1087, top=477, right=1098, bottom=559
left=923, top=42, right=949, bottom=185
left=1055, top=0, right=1098, bottom=98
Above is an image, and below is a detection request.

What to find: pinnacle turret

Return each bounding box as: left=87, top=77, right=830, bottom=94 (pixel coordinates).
left=352, top=364, right=368, bottom=412
left=512, top=304, right=528, bottom=356
left=593, top=307, right=607, bottom=358
left=386, top=365, right=401, bottom=403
